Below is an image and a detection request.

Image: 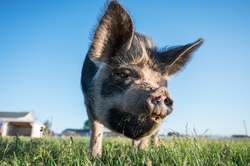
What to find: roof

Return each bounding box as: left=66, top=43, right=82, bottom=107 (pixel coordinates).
left=61, top=128, right=90, bottom=136
left=62, top=128, right=90, bottom=133
left=0, top=112, right=29, bottom=118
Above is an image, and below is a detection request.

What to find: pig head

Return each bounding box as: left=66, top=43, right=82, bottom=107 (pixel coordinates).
left=81, top=1, right=203, bottom=158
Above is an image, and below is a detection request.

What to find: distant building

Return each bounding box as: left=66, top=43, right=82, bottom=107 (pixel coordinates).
left=61, top=128, right=90, bottom=137
left=61, top=127, right=122, bottom=137
left=0, top=111, right=45, bottom=138
left=231, top=135, right=249, bottom=139
left=103, top=127, right=123, bottom=137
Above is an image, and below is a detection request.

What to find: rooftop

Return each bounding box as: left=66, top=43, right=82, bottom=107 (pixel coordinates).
left=0, top=111, right=29, bottom=118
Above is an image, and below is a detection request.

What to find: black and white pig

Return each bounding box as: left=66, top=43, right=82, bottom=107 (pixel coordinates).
left=81, top=1, right=203, bottom=158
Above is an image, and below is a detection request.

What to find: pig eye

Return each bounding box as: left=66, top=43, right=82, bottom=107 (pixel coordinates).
left=113, top=68, right=140, bottom=80
left=115, top=72, right=130, bottom=79
left=113, top=69, right=133, bottom=79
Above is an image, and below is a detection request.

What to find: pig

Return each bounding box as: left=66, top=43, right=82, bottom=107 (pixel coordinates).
left=81, top=1, right=203, bottom=158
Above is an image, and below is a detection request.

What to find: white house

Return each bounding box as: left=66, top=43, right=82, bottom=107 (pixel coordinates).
left=0, top=111, right=45, bottom=138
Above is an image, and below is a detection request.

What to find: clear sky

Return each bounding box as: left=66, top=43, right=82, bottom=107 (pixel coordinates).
left=0, top=0, right=250, bottom=137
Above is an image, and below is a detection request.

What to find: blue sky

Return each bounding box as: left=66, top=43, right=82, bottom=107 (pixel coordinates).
left=0, top=0, right=250, bottom=136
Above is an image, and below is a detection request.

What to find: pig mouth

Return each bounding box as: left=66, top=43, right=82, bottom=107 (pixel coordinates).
left=149, top=115, right=165, bottom=123
left=107, top=108, right=165, bottom=139
left=137, top=113, right=167, bottom=124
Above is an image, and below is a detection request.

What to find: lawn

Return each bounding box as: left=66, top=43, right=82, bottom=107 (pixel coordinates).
left=0, top=135, right=249, bottom=165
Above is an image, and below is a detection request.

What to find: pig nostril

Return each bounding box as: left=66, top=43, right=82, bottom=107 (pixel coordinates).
left=164, top=97, right=173, bottom=108
left=151, top=96, right=162, bottom=104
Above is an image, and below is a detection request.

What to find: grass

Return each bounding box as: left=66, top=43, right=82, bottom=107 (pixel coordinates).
left=0, top=135, right=250, bottom=166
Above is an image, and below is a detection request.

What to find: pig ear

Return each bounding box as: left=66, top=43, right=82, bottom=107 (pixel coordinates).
left=89, top=1, right=134, bottom=63
left=161, top=39, right=204, bottom=76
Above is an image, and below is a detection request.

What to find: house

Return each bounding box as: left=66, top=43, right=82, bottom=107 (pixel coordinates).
left=103, top=127, right=123, bottom=137
left=231, top=135, right=249, bottom=139
left=0, top=111, right=45, bottom=138
left=61, top=127, right=120, bottom=137
left=61, top=128, right=90, bottom=137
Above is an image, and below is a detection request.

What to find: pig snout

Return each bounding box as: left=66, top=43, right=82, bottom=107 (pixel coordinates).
left=146, top=87, right=174, bottom=123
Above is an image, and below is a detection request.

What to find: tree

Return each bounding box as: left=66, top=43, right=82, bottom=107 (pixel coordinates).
left=83, top=120, right=89, bottom=129
left=43, top=120, right=51, bottom=134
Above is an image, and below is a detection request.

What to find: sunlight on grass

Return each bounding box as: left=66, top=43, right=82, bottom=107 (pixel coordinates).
left=0, top=135, right=249, bottom=165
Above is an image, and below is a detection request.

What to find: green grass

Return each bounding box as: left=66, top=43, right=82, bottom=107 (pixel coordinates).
left=0, top=135, right=250, bottom=165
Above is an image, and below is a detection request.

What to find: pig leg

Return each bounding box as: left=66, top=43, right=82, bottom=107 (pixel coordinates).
left=133, top=131, right=159, bottom=150
left=89, top=119, right=104, bottom=158
left=150, top=131, right=159, bottom=146
left=132, top=139, right=141, bottom=148
left=138, top=137, right=149, bottom=150
left=132, top=139, right=148, bottom=149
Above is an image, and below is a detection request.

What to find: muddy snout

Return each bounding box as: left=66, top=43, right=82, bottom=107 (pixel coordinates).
left=146, top=87, right=174, bottom=123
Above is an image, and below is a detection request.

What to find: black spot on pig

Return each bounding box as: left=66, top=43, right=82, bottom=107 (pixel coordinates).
left=81, top=55, right=98, bottom=96
left=107, top=108, right=160, bottom=139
